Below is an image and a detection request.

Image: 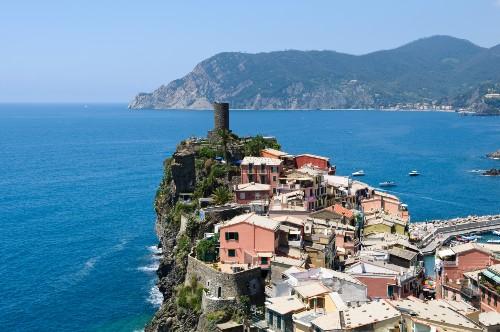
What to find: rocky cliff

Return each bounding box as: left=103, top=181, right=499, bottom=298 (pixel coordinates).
left=145, top=134, right=280, bottom=332
left=129, top=36, right=500, bottom=111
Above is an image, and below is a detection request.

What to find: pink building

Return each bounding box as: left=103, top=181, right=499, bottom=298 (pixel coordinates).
left=219, top=213, right=280, bottom=269
left=361, top=190, right=409, bottom=222
left=240, top=157, right=283, bottom=194
left=294, top=154, right=331, bottom=171
left=234, top=182, right=271, bottom=204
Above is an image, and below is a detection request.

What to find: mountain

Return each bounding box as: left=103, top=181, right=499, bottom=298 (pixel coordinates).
left=129, top=36, right=500, bottom=111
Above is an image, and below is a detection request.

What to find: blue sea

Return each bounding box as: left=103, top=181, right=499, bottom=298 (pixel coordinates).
left=0, top=104, right=499, bottom=331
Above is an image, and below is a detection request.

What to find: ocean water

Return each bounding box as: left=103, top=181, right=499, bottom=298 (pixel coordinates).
left=0, top=104, right=499, bottom=331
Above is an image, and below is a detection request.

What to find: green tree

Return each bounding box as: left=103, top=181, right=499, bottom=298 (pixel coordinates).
left=244, top=135, right=281, bottom=156
left=196, top=234, right=219, bottom=262
left=211, top=186, right=232, bottom=205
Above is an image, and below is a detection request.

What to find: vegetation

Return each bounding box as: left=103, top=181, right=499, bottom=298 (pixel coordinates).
left=176, top=276, right=205, bottom=313
left=211, top=186, right=232, bottom=205
left=175, top=234, right=192, bottom=264
left=131, top=36, right=500, bottom=110
left=244, top=135, right=281, bottom=156
left=196, top=234, right=219, bottom=262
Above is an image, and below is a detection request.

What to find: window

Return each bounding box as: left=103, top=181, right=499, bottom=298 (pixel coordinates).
left=272, top=176, right=277, bottom=182
left=228, top=249, right=236, bottom=257
left=225, top=232, right=239, bottom=241
left=255, top=192, right=261, bottom=199
left=271, top=166, right=277, bottom=173
left=261, top=257, right=269, bottom=265
left=260, top=175, right=266, bottom=184
left=239, top=192, right=246, bottom=199
left=276, top=315, right=281, bottom=329
left=260, top=164, right=266, bottom=172
left=267, top=311, right=273, bottom=325
left=248, top=174, right=254, bottom=182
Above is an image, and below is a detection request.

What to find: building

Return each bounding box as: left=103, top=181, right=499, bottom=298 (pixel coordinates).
left=340, top=299, right=401, bottom=331
left=361, top=190, right=409, bottom=222
left=436, top=243, right=500, bottom=302
left=240, top=157, right=283, bottom=194
left=218, top=213, right=281, bottom=269
left=345, top=258, right=423, bottom=299
left=233, top=182, right=271, bottom=204
left=264, top=295, right=306, bottom=332
left=479, top=264, right=500, bottom=312
left=261, top=148, right=289, bottom=159
left=389, top=296, right=484, bottom=332
left=294, top=154, right=332, bottom=172
left=363, top=210, right=408, bottom=236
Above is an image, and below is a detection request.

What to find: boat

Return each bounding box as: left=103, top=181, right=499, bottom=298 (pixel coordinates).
left=493, top=231, right=500, bottom=236
left=487, top=239, right=500, bottom=244
left=461, top=235, right=479, bottom=241
left=379, top=181, right=397, bottom=187
left=409, top=170, right=420, bottom=176
left=352, top=170, right=365, bottom=177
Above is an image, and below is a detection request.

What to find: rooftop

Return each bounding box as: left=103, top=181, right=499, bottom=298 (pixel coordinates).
left=222, top=213, right=280, bottom=231
left=241, top=156, right=283, bottom=166
left=261, top=148, right=289, bottom=157
left=388, top=247, right=418, bottom=261
left=294, top=282, right=330, bottom=298
left=343, top=300, right=400, bottom=329
left=389, top=297, right=481, bottom=330
left=479, top=311, right=500, bottom=326
left=235, top=182, right=271, bottom=191
left=266, top=296, right=306, bottom=315
left=311, top=312, right=342, bottom=330
left=292, top=309, right=325, bottom=328
left=295, top=153, right=330, bottom=161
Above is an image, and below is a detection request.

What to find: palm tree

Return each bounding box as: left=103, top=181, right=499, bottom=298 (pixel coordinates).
left=212, top=186, right=232, bottom=205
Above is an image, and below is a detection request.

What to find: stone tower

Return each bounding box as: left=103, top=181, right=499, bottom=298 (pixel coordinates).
left=213, top=102, right=229, bottom=132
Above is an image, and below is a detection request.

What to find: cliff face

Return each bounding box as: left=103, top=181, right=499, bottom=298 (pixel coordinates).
left=129, top=36, right=500, bottom=110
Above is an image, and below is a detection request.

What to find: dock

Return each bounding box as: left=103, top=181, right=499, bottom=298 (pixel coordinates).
left=418, top=217, right=500, bottom=254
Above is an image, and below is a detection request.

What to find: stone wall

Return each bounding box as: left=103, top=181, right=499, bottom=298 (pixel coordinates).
left=186, top=255, right=264, bottom=308
left=171, top=149, right=196, bottom=194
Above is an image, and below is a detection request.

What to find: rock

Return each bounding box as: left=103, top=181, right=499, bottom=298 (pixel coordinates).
left=487, top=150, right=500, bottom=160
left=483, top=168, right=500, bottom=176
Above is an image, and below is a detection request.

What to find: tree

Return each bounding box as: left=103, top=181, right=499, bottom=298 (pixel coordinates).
left=196, top=234, right=219, bottom=262
left=244, top=135, right=281, bottom=156
left=212, top=186, right=232, bottom=205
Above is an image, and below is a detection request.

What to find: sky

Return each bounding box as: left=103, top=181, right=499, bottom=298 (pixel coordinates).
left=1, top=0, right=500, bottom=103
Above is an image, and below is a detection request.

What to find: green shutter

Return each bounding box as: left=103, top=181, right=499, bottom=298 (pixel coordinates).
left=235, top=232, right=239, bottom=240
left=225, top=232, right=229, bottom=240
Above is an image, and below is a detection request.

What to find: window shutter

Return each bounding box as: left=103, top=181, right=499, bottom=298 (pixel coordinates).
left=225, top=232, right=229, bottom=240
left=235, top=232, right=239, bottom=240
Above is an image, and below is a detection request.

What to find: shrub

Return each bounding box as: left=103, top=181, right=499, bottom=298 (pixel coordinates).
left=211, top=186, right=232, bottom=205
left=176, top=276, right=204, bottom=313
left=244, top=135, right=281, bottom=156
left=196, top=234, right=219, bottom=262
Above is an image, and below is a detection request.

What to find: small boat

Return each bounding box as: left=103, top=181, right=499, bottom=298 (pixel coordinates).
left=493, top=231, right=500, bottom=236
left=487, top=239, right=500, bottom=244
left=352, top=170, right=365, bottom=177
left=409, top=170, right=420, bottom=176
left=461, top=235, right=479, bottom=241
left=379, top=181, right=397, bottom=187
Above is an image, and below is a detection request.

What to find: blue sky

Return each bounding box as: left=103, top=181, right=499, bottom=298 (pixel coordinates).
left=1, top=0, right=499, bottom=102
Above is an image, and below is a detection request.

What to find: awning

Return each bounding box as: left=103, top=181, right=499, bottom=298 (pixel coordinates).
left=483, top=270, right=500, bottom=284
left=257, top=252, right=273, bottom=257
left=437, top=248, right=455, bottom=258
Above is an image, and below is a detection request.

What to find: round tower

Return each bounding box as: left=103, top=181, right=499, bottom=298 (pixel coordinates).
left=213, top=102, right=229, bottom=132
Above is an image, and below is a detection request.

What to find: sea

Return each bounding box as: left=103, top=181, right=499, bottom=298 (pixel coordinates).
left=0, top=104, right=499, bottom=331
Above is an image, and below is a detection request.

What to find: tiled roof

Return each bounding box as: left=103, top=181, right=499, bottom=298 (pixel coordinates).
left=266, top=296, right=305, bottom=315
left=222, top=213, right=280, bottom=231
left=294, top=282, right=330, bottom=298
left=241, top=156, right=282, bottom=166
left=261, top=148, right=289, bottom=157
left=235, top=182, right=271, bottom=191
left=343, top=300, right=400, bottom=329
left=332, top=204, right=354, bottom=219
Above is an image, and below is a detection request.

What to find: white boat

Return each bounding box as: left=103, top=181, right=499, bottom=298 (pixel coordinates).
left=409, top=170, right=420, bottom=176
left=493, top=231, right=500, bottom=236
left=352, top=170, right=365, bottom=177
left=379, top=181, right=396, bottom=187
left=487, top=239, right=500, bottom=244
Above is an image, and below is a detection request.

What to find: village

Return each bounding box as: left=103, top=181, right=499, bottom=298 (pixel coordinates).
left=164, top=103, right=500, bottom=332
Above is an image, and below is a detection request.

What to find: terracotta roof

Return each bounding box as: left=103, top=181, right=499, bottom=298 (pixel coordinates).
left=295, top=153, right=330, bottom=161
left=261, top=148, right=289, bottom=157
left=332, top=204, right=354, bottom=219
